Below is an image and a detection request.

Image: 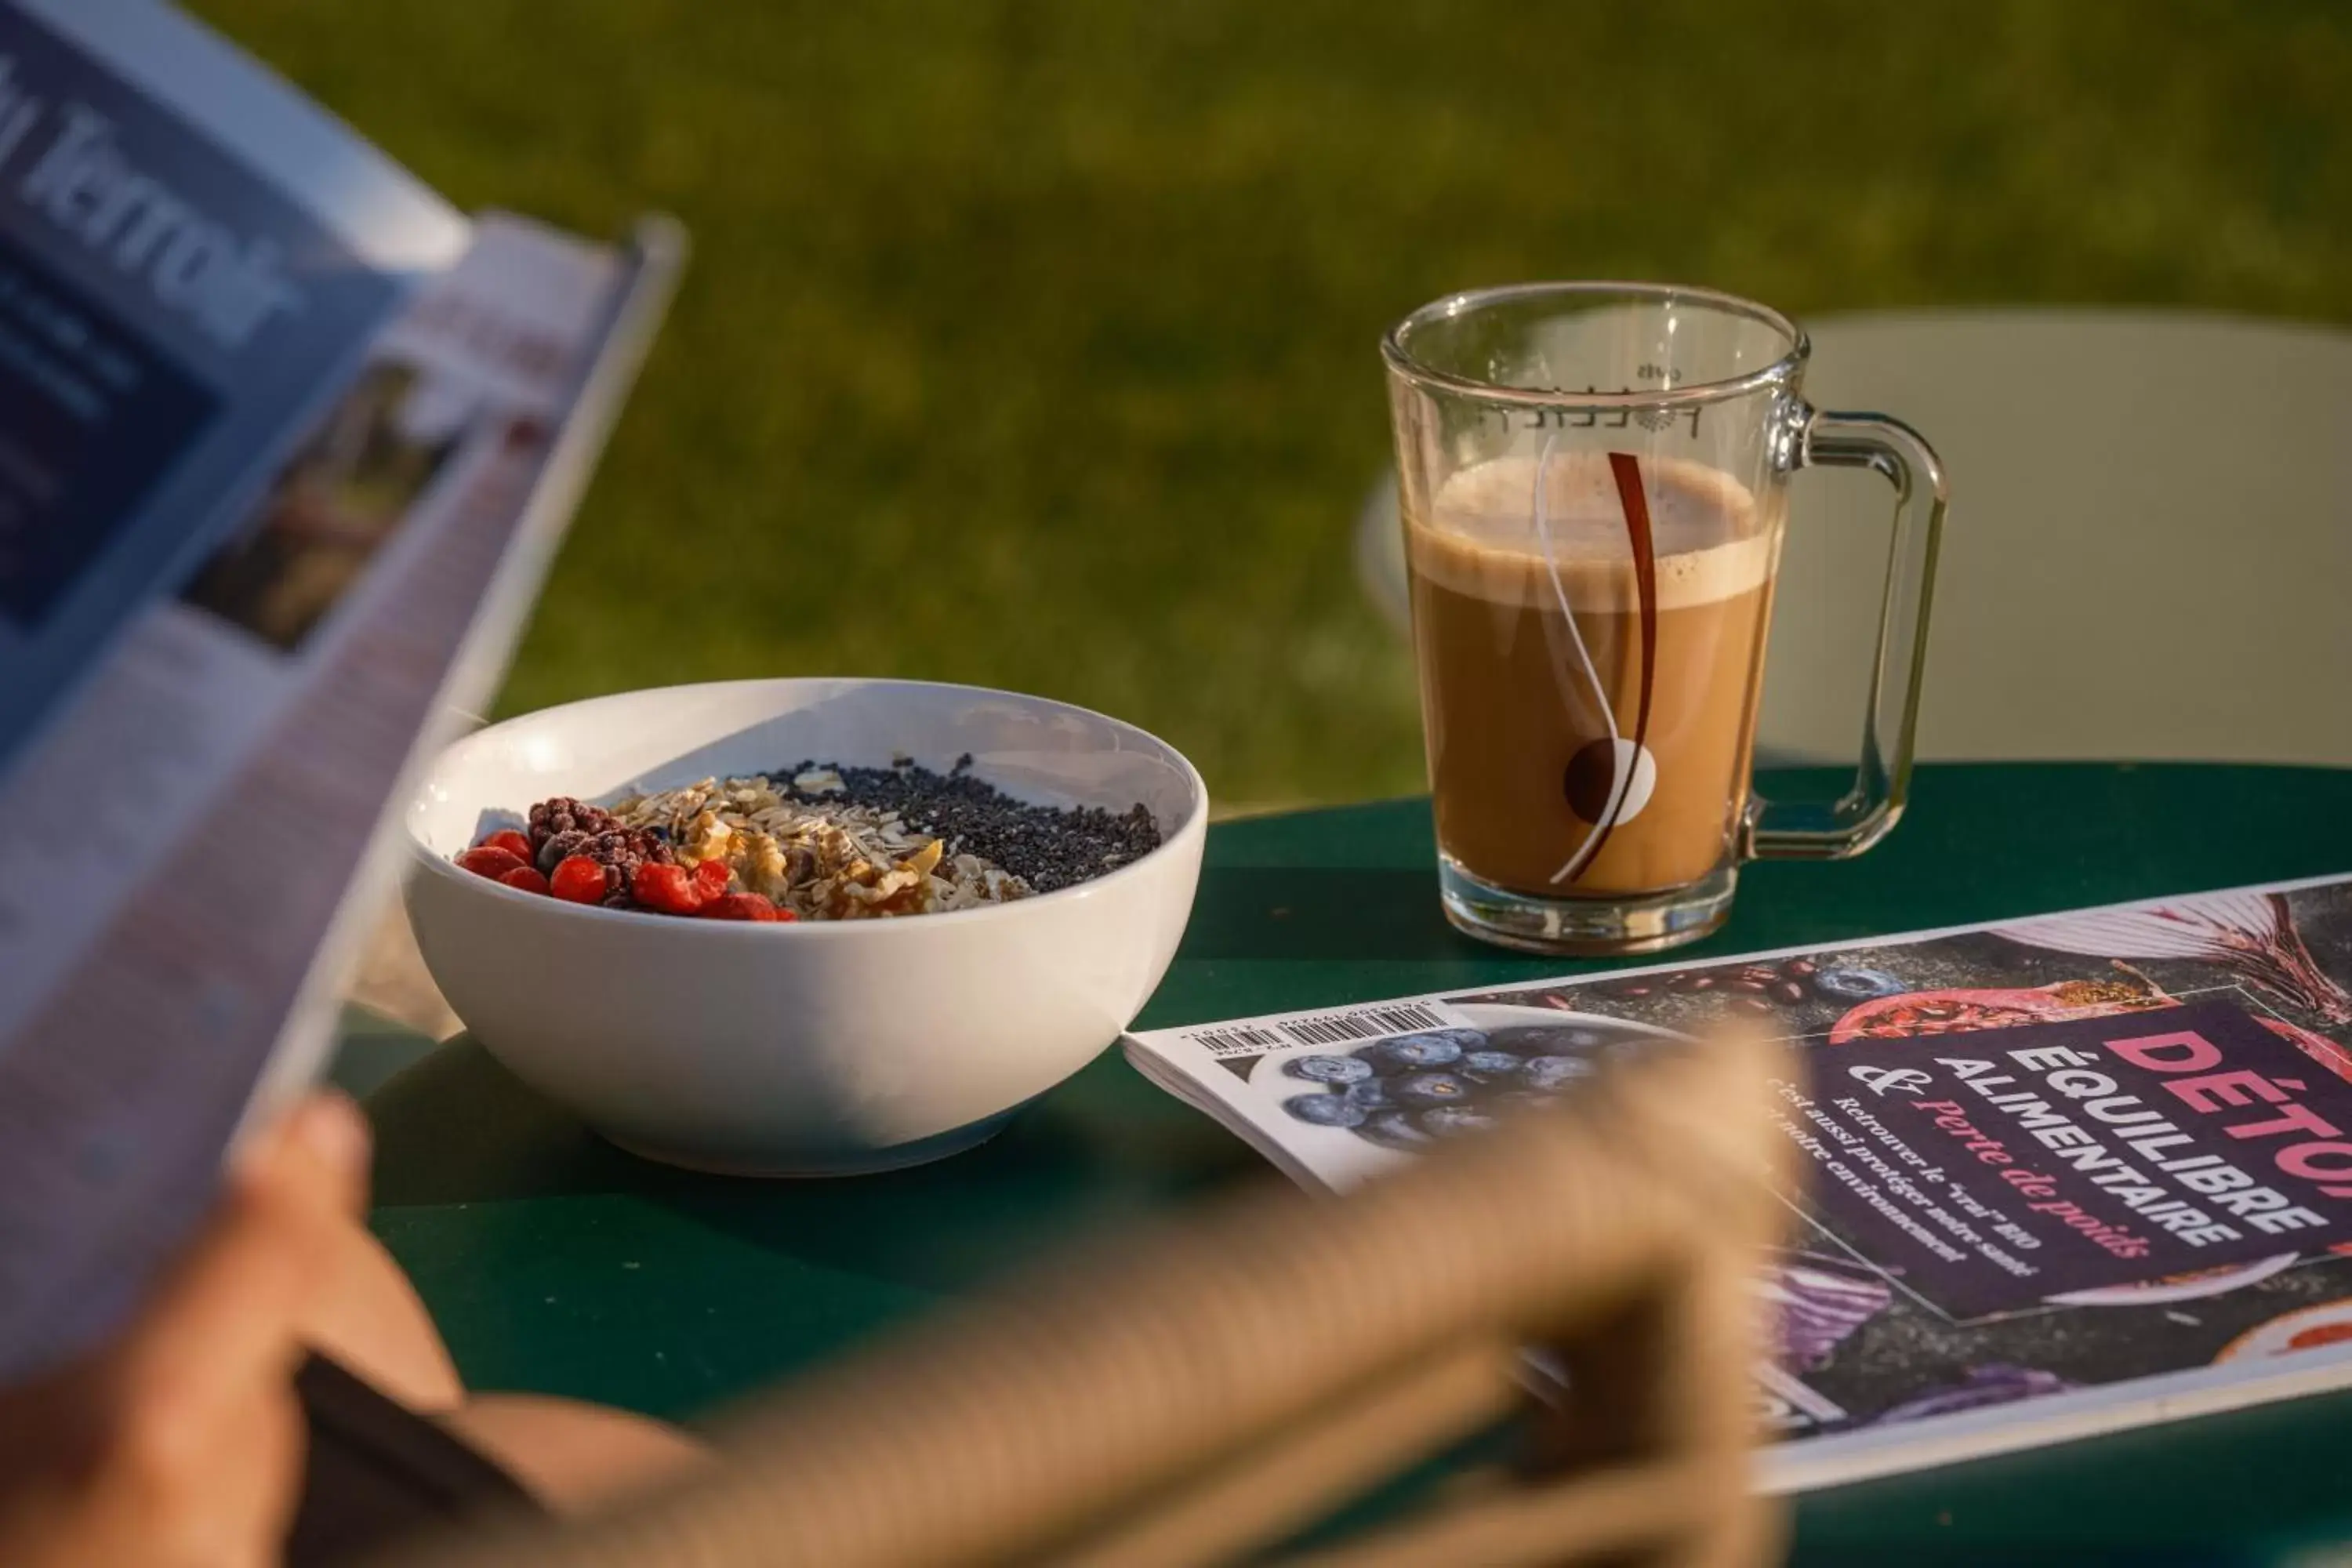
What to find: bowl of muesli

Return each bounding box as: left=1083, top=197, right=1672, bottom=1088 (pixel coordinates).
left=403, top=677, right=1206, bottom=1174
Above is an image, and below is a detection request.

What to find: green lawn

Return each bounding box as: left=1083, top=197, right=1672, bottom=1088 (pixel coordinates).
left=198, top=0, right=2352, bottom=810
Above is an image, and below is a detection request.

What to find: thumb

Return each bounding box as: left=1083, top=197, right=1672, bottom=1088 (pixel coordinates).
left=235, top=1091, right=372, bottom=1221
left=118, top=1094, right=372, bottom=1408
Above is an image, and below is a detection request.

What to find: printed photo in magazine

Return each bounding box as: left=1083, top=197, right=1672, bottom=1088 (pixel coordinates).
left=1124, top=873, right=2352, bottom=1490
left=182, top=359, right=470, bottom=651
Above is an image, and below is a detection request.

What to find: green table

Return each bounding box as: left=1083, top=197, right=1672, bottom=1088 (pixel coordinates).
left=355, top=763, right=2352, bottom=1565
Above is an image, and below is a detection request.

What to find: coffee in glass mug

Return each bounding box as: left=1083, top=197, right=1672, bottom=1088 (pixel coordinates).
left=1383, top=283, right=1947, bottom=954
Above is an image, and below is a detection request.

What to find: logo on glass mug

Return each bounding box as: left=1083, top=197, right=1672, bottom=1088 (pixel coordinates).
left=1547, top=448, right=1664, bottom=886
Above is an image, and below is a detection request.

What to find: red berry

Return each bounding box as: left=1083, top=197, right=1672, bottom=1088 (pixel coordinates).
left=497, top=865, right=551, bottom=895
left=775, top=907, right=799, bottom=922
left=456, top=846, right=528, bottom=880
left=692, top=858, right=732, bottom=899
left=700, top=892, right=779, bottom=922
left=631, top=861, right=706, bottom=916
left=550, top=855, right=609, bottom=904
left=481, top=829, right=534, bottom=862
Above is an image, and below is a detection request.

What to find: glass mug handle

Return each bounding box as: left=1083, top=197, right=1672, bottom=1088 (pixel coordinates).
left=1742, top=407, right=1948, bottom=861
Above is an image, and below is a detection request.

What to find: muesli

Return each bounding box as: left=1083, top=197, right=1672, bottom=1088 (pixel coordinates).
left=451, top=757, right=1161, bottom=922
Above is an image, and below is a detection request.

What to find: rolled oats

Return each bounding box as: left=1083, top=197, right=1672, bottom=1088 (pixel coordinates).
left=609, top=775, right=1031, bottom=921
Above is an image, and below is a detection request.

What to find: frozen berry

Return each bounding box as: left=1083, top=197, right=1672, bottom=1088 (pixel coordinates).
left=550, top=855, right=608, bottom=905
left=456, top=845, right=528, bottom=880
left=632, top=861, right=706, bottom=916
left=1419, top=1105, right=1499, bottom=1138
left=535, top=822, right=673, bottom=897
left=535, top=829, right=590, bottom=874
left=496, top=865, right=551, bottom=895
left=692, top=858, right=732, bottom=900
left=702, top=892, right=779, bottom=921
left=528, top=796, right=618, bottom=854
left=480, top=829, right=534, bottom=862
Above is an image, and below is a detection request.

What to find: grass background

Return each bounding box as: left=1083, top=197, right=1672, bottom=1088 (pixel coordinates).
left=196, top=0, right=2352, bottom=810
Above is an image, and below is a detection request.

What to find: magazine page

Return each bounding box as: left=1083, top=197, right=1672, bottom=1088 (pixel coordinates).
left=1124, top=873, right=2352, bottom=1490
left=0, top=210, right=673, bottom=1376
left=0, top=0, right=469, bottom=775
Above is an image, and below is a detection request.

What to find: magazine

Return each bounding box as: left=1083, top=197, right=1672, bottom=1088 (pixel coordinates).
left=0, top=0, right=681, bottom=1374
left=1124, top=873, right=2352, bottom=1490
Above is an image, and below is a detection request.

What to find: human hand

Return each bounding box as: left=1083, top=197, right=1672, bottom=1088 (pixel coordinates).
left=0, top=1093, right=372, bottom=1568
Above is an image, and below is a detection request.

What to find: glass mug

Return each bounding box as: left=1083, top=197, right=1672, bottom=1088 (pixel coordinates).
left=1382, top=282, right=1946, bottom=955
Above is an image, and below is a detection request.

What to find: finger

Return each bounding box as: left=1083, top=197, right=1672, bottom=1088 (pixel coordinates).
left=66, top=1098, right=368, bottom=1568
left=296, top=1219, right=465, bottom=1414
left=235, top=1091, right=372, bottom=1221
left=125, top=1374, right=307, bottom=1568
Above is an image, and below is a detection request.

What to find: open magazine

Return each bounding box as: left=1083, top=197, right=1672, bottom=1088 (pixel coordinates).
left=1125, top=873, right=2352, bottom=1490
left=0, top=0, right=679, bottom=1374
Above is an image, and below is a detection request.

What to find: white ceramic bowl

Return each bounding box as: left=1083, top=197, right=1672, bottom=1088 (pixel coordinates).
left=403, top=678, right=1207, bottom=1175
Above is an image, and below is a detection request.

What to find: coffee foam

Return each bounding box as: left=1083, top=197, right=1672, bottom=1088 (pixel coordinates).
left=1405, top=452, right=1778, bottom=612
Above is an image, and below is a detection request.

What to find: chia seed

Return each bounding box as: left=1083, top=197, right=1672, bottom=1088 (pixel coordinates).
left=778, top=753, right=1162, bottom=894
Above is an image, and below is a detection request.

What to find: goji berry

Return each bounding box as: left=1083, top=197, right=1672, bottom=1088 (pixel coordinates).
left=692, top=858, right=731, bottom=900
left=497, top=865, right=551, bottom=895
left=456, top=846, right=528, bottom=880
left=550, top=855, right=609, bottom=905
left=480, top=829, right=534, bottom=862
left=632, top=861, right=706, bottom=915
left=700, top=892, right=779, bottom=921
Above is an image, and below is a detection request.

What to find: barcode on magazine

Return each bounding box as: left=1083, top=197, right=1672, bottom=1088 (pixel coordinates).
left=1185, top=1002, right=1449, bottom=1057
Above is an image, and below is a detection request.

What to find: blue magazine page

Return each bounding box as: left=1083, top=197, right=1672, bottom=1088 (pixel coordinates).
left=0, top=0, right=466, bottom=775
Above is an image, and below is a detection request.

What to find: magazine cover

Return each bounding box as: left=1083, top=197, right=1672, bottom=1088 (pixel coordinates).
left=1123, top=873, right=2352, bottom=1490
